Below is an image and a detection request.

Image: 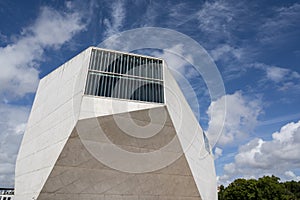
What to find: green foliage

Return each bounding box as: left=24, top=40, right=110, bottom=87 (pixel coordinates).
left=218, top=175, right=300, bottom=200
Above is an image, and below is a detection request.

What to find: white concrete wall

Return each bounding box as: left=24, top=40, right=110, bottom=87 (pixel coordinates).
left=15, top=47, right=92, bottom=200
left=164, top=67, right=217, bottom=200
left=79, top=96, right=162, bottom=120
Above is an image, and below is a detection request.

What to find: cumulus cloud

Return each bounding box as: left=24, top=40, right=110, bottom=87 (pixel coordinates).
left=219, top=120, right=300, bottom=185
left=0, top=6, right=85, bottom=100
left=206, top=91, right=262, bottom=146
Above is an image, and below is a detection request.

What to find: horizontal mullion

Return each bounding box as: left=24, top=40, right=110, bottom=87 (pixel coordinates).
left=88, top=70, right=164, bottom=82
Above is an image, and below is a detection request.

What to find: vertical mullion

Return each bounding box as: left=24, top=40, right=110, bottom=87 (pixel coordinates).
left=132, top=78, right=135, bottom=100
left=154, top=61, right=158, bottom=79
left=152, top=81, right=155, bottom=102
left=92, top=50, right=97, bottom=70
left=117, top=76, right=122, bottom=99
left=112, top=52, right=116, bottom=73
left=157, top=81, right=160, bottom=103
left=155, top=81, right=158, bottom=103
left=151, top=60, right=154, bottom=79
left=157, top=61, right=161, bottom=80
left=135, top=56, right=138, bottom=77
left=145, top=59, right=148, bottom=78
left=129, top=56, right=133, bottom=75
left=104, top=51, right=108, bottom=72
left=160, top=60, right=163, bottom=80
left=126, top=55, right=129, bottom=75
left=99, top=51, right=103, bottom=71
left=161, top=82, right=164, bottom=103
left=107, top=51, right=111, bottom=72
left=145, top=80, right=148, bottom=102
left=120, top=54, right=123, bottom=75
left=139, top=57, right=142, bottom=77
left=89, top=50, right=94, bottom=70
left=124, top=77, right=128, bottom=99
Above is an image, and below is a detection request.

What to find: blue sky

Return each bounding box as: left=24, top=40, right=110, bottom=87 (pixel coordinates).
left=0, top=0, right=300, bottom=187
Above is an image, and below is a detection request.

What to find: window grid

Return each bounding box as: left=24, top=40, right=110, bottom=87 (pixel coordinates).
left=85, top=49, right=164, bottom=103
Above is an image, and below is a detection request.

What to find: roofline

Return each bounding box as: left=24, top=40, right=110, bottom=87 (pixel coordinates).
left=90, top=46, right=164, bottom=61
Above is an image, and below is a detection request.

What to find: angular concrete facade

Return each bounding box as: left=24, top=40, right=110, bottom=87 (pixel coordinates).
left=15, top=47, right=217, bottom=200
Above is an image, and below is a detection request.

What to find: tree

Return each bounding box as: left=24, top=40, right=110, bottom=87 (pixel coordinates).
left=218, top=175, right=298, bottom=200
left=221, top=178, right=259, bottom=200
left=282, top=180, right=300, bottom=199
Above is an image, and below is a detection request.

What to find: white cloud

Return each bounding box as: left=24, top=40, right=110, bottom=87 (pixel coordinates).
left=266, top=66, right=291, bottom=83
left=0, top=32, right=8, bottom=44
left=219, top=120, right=300, bottom=185
left=0, top=6, right=85, bottom=100
left=284, top=171, right=300, bottom=181
left=259, top=3, right=300, bottom=44
left=214, top=147, right=223, bottom=160
left=154, top=44, right=194, bottom=77
left=210, top=44, right=243, bottom=62
left=0, top=5, right=86, bottom=187
left=206, top=91, right=262, bottom=146
left=152, top=45, right=202, bottom=119
left=103, top=0, right=125, bottom=38
left=249, top=63, right=300, bottom=91
left=0, top=104, right=30, bottom=187
left=197, top=0, right=234, bottom=38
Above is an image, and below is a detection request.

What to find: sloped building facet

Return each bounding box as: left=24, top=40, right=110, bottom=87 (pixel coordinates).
left=15, top=47, right=217, bottom=200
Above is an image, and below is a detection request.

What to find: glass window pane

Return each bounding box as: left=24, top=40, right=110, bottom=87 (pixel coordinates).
left=117, top=76, right=122, bottom=98
left=112, top=52, right=116, bottom=73
left=107, top=75, right=112, bottom=97
left=125, top=55, right=129, bottom=75
left=107, top=52, right=113, bottom=72
left=158, top=61, right=162, bottom=80
left=153, top=82, right=157, bottom=103
left=127, top=78, right=132, bottom=99
left=99, top=75, right=105, bottom=96
left=90, top=73, right=96, bottom=95
left=154, top=61, right=158, bottom=79
left=89, top=50, right=94, bottom=70
left=99, top=51, right=104, bottom=71
left=85, top=73, right=92, bottom=95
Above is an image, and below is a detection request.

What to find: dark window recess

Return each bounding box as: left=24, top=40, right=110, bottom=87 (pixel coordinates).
left=85, top=49, right=164, bottom=103
left=202, top=131, right=211, bottom=154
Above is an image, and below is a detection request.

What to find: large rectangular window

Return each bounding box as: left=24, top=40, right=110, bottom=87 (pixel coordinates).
left=85, top=48, right=164, bottom=103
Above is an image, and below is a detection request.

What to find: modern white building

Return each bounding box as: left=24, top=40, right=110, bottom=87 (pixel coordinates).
left=15, top=47, right=217, bottom=200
